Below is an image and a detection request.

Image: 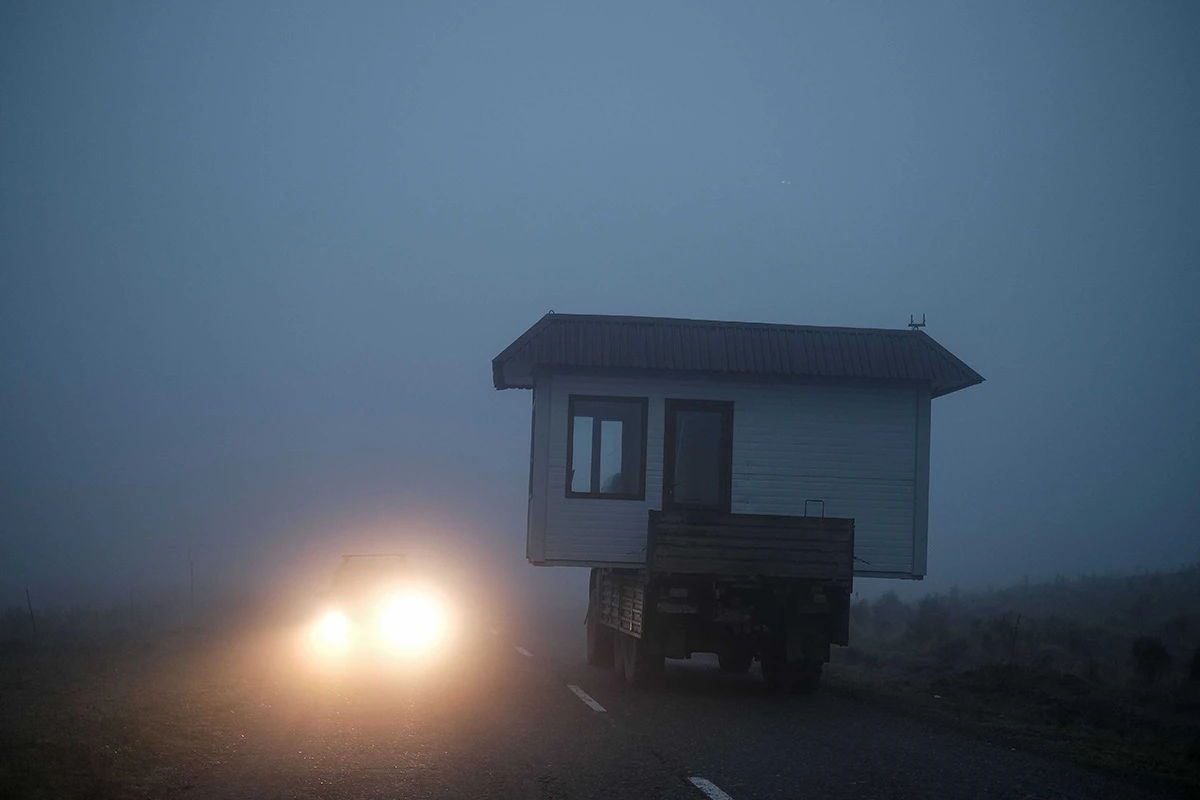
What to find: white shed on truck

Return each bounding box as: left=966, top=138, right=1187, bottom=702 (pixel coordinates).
left=493, top=313, right=983, bottom=580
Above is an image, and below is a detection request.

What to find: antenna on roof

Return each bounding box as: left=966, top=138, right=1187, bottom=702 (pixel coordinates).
left=908, top=313, right=926, bottom=331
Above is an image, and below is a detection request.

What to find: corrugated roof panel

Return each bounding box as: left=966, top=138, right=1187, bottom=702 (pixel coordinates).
left=849, top=332, right=865, bottom=378
left=863, top=333, right=880, bottom=378
left=817, top=330, right=833, bottom=376
left=799, top=329, right=814, bottom=374
left=493, top=314, right=984, bottom=397
left=769, top=328, right=787, bottom=374
left=735, top=327, right=750, bottom=372
left=882, top=334, right=899, bottom=378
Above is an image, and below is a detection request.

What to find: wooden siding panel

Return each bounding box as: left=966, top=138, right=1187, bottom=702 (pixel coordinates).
left=650, top=512, right=855, bottom=581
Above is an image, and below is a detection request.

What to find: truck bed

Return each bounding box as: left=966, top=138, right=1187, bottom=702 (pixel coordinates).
left=647, top=510, right=854, bottom=585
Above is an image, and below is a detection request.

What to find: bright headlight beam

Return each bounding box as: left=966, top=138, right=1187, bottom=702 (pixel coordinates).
left=315, top=610, right=350, bottom=650
left=380, top=593, right=443, bottom=651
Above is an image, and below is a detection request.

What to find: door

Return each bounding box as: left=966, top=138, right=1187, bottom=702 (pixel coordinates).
left=662, top=400, right=733, bottom=513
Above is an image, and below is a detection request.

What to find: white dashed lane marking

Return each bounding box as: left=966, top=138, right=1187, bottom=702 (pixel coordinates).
left=688, top=777, right=735, bottom=800
left=515, top=646, right=533, bottom=657
left=566, top=684, right=606, bottom=712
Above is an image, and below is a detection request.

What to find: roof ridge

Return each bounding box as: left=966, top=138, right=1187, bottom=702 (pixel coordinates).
left=538, top=312, right=911, bottom=335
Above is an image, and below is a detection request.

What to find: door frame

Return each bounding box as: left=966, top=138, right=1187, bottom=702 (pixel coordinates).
left=661, top=399, right=734, bottom=514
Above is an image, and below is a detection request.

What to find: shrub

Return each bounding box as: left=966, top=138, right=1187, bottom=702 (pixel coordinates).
left=906, top=596, right=949, bottom=646
left=977, top=613, right=1021, bottom=662
left=936, top=637, right=970, bottom=668
left=1033, top=645, right=1067, bottom=672
left=872, top=592, right=909, bottom=638
left=979, top=631, right=997, bottom=659
left=1131, top=636, right=1172, bottom=682
left=1065, top=625, right=1091, bottom=658
left=849, top=599, right=873, bottom=633
left=1163, top=613, right=1194, bottom=640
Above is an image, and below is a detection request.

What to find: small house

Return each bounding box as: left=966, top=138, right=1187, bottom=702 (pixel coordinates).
left=492, top=313, right=983, bottom=580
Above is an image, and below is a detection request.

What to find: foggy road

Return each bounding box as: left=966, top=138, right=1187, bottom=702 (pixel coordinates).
left=6, top=4, right=1198, bottom=799
left=170, top=616, right=1174, bottom=800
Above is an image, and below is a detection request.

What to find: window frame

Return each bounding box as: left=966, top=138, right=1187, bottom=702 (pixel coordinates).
left=565, top=394, right=649, bottom=501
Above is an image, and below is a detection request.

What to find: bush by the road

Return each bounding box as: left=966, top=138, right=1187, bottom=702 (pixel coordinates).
left=1131, top=636, right=1172, bottom=683
left=835, top=566, right=1200, bottom=792
left=847, top=565, right=1200, bottom=689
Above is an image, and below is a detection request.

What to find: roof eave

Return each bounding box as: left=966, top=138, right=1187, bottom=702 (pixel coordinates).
left=493, top=357, right=535, bottom=390
left=932, top=375, right=986, bottom=399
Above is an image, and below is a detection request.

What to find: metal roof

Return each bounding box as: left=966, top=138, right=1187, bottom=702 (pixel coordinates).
left=493, top=314, right=984, bottom=398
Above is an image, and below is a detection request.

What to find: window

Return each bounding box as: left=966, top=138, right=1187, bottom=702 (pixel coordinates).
left=566, top=396, right=648, bottom=499
left=663, top=399, right=733, bottom=512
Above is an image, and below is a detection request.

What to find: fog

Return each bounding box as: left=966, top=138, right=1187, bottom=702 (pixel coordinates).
left=2, top=3, right=1197, bottom=613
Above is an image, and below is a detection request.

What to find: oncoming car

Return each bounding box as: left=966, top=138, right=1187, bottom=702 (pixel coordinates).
left=308, top=554, right=458, bottom=664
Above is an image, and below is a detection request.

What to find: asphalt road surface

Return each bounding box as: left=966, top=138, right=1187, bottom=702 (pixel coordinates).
left=175, top=612, right=1174, bottom=800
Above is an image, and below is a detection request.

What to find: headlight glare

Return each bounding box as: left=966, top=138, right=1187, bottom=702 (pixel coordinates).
left=315, top=610, right=350, bottom=651
left=380, top=593, right=443, bottom=651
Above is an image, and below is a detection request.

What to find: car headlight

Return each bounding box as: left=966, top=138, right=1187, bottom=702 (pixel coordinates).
left=314, top=610, right=350, bottom=651
left=379, top=592, right=444, bottom=651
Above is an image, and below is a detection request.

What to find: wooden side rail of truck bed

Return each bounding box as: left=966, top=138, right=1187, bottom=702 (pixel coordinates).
left=597, top=569, right=646, bottom=638
left=647, top=510, right=855, bottom=585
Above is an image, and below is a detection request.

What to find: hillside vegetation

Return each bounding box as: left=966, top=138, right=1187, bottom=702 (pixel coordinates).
left=833, top=565, right=1200, bottom=792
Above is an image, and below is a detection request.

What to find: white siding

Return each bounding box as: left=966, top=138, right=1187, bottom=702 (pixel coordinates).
left=527, top=374, right=930, bottom=578
left=527, top=379, right=551, bottom=562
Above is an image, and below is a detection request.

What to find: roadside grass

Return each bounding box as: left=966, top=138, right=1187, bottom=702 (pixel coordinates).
left=0, top=632, right=263, bottom=800
left=0, top=596, right=520, bottom=799
left=831, top=565, right=1200, bottom=794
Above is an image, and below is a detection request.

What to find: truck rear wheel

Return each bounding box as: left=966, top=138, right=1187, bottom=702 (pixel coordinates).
left=615, top=630, right=663, bottom=686
left=586, top=610, right=614, bottom=668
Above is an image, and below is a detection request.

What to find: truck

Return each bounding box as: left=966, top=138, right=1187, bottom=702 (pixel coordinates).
left=493, top=313, right=982, bottom=692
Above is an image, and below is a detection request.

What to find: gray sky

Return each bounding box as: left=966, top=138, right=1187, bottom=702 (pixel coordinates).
left=2, top=2, right=1197, bottom=606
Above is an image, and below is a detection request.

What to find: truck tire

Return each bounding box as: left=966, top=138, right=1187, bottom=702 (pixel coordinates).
left=586, top=609, right=614, bottom=668
left=761, top=655, right=822, bottom=694
left=616, top=630, right=663, bottom=686
left=586, top=569, right=615, bottom=668
left=718, top=650, right=753, bottom=675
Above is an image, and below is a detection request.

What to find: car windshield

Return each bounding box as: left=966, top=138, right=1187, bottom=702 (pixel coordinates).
left=330, top=556, right=409, bottom=597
